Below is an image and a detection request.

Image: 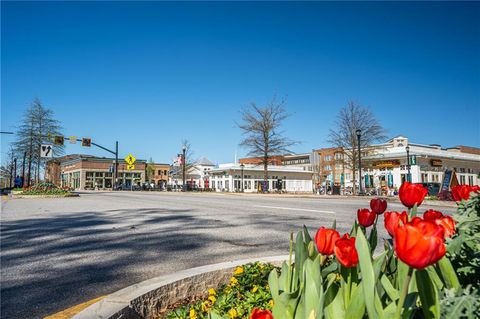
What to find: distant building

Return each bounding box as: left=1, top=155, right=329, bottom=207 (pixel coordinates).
left=362, top=136, right=480, bottom=192
left=45, top=154, right=146, bottom=190
left=208, top=163, right=313, bottom=193
left=239, top=156, right=283, bottom=166
left=148, top=163, right=170, bottom=187
left=169, top=157, right=215, bottom=189
left=282, top=153, right=312, bottom=171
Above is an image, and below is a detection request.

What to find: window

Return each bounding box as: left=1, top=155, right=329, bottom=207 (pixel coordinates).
left=468, top=176, right=474, bottom=186
left=335, top=153, right=343, bottom=160
left=158, top=170, right=162, bottom=175
left=324, top=155, right=332, bottom=161
left=460, top=175, right=466, bottom=184
left=324, top=165, right=331, bottom=171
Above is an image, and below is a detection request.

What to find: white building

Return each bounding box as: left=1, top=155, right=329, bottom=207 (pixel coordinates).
left=169, top=157, right=215, bottom=189
left=362, top=136, right=480, bottom=193
left=208, top=163, right=313, bottom=193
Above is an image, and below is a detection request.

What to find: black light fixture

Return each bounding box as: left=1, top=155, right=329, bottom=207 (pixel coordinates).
left=182, top=146, right=187, bottom=192
left=356, top=129, right=363, bottom=195
left=406, top=145, right=411, bottom=182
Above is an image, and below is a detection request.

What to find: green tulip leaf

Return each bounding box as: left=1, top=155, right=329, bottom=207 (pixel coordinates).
left=415, top=269, right=440, bottom=319
left=303, top=225, right=312, bottom=244
left=380, top=274, right=399, bottom=301
left=269, top=268, right=280, bottom=299
left=345, top=281, right=366, bottom=319
left=324, top=282, right=345, bottom=319
left=437, top=257, right=460, bottom=289
left=355, top=229, right=382, bottom=319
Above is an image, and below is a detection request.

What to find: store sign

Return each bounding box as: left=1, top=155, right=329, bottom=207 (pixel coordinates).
left=440, top=170, right=459, bottom=193
left=430, top=159, right=443, bottom=167
left=372, top=160, right=400, bottom=168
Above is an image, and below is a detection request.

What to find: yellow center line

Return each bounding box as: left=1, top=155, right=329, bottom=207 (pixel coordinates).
left=43, top=295, right=106, bottom=319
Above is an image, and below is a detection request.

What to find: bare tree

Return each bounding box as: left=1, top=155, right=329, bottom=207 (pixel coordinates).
left=238, top=96, right=297, bottom=192
left=14, top=98, right=63, bottom=186
left=328, top=101, right=386, bottom=194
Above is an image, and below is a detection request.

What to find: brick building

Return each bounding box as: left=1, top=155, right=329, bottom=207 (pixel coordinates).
left=45, top=154, right=146, bottom=190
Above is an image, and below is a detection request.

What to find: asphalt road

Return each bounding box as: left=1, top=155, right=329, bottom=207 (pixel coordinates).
left=0, top=192, right=455, bottom=319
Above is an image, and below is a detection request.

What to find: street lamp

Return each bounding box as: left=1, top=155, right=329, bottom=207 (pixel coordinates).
left=182, top=146, right=186, bottom=192
left=240, top=163, right=245, bottom=192
left=406, top=145, right=411, bottom=182
left=356, top=129, right=364, bottom=195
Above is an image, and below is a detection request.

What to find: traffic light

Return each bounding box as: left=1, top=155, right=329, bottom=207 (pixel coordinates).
left=54, top=136, right=64, bottom=145
left=82, top=138, right=91, bottom=147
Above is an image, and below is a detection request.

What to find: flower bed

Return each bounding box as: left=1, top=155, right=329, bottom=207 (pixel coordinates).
left=168, top=183, right=480, bottom=319
left=16, top=182, right=75, bottom=197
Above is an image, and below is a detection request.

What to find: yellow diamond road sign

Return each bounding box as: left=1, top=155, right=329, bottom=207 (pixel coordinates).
left=124, top=154, right=136, bottom=165
left=127, top=164, right=135, bottom=170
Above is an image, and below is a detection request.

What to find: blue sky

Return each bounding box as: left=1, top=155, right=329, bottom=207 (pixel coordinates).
left=2, top=1, right=479, bottom=164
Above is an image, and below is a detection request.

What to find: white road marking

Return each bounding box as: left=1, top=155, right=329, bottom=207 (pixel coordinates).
left=254, top=205, right=335, bottom=214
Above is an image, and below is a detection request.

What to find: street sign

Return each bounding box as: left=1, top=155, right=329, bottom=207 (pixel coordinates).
left=124, top=154, right=136, bottom=165
left=82, top=138, right=91, bottom=147
left=410, top=155, right=417, bottom=165
left=54, top=136, right=64, bottom=145
left=40, top=144, right=53, bottom=158
left=127, top=164, right=135, bottom=170
left=69, top=136, right=77, bottom=144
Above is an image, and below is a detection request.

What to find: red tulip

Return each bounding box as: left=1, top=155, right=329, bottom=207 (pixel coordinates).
left=423, top=209, right=444, bottom=221
left=334, top=234, right=359, bottom=268
left=399, top=182, right=428, bottom=208
left=451, top=185, right=480, bottom=202
left=384, top=211, right=408, bottom=237
left=394, top=217, right=446, bottom=269
left=422, top=210, right=456, bottom=238
left=435, top=216, right=456, bottom=238
left=250, top=308, right=274, bottom=319
left=370, top=198, right=387, bottom=214
left=357, top=208, right=376, bottom=227
left=314, top=227, right=340, bottom=255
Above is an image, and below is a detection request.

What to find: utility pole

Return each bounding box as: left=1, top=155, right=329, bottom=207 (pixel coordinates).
left=356, top=129, right=363, bottom=195
left=114, top=141, right=119, bottom=190
left=406, top=145, right=411, bottom=182
left=182, top=146, right=186, bottom=192
left=21, top=152, right=26, bottom=187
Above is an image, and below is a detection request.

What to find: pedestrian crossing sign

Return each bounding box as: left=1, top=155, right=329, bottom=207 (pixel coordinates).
left=124, top=154, right=136, bottom=165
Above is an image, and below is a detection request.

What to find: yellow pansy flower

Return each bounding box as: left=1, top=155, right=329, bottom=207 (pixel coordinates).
left=229, top=277, right=239, bottom=286
left=233, top=266, right=244, bottom=275
left=208, top=295, right=216, bottom=304
left=201, top=301, right=210, bottom=312
left=268, top=299, right=274, bottom=308
left=208, top=288, right=216, bottom=296
left=189, top=308, right=198, bottom=319
left=251, top=285, right=258, bottom=293
left=228, top=308, right=238, bottom=318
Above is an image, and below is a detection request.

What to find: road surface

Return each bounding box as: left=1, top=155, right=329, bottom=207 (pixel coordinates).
left=0, top=192, right=455, bottom=319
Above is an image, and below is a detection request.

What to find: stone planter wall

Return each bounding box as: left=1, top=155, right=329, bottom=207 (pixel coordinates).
left=72, top=255, right=288, bottom=319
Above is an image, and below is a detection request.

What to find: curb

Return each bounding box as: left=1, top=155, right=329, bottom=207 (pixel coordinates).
left=71, top=255, right=289, bottom=319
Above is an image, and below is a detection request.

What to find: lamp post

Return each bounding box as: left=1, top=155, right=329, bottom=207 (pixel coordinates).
left=240, top=163, right=244, bottom=192
left=406, top=145, right=411, bottom=182
left=182, top=146, right=186, bottom=192
left=356, top=129, right=363, bottom=195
